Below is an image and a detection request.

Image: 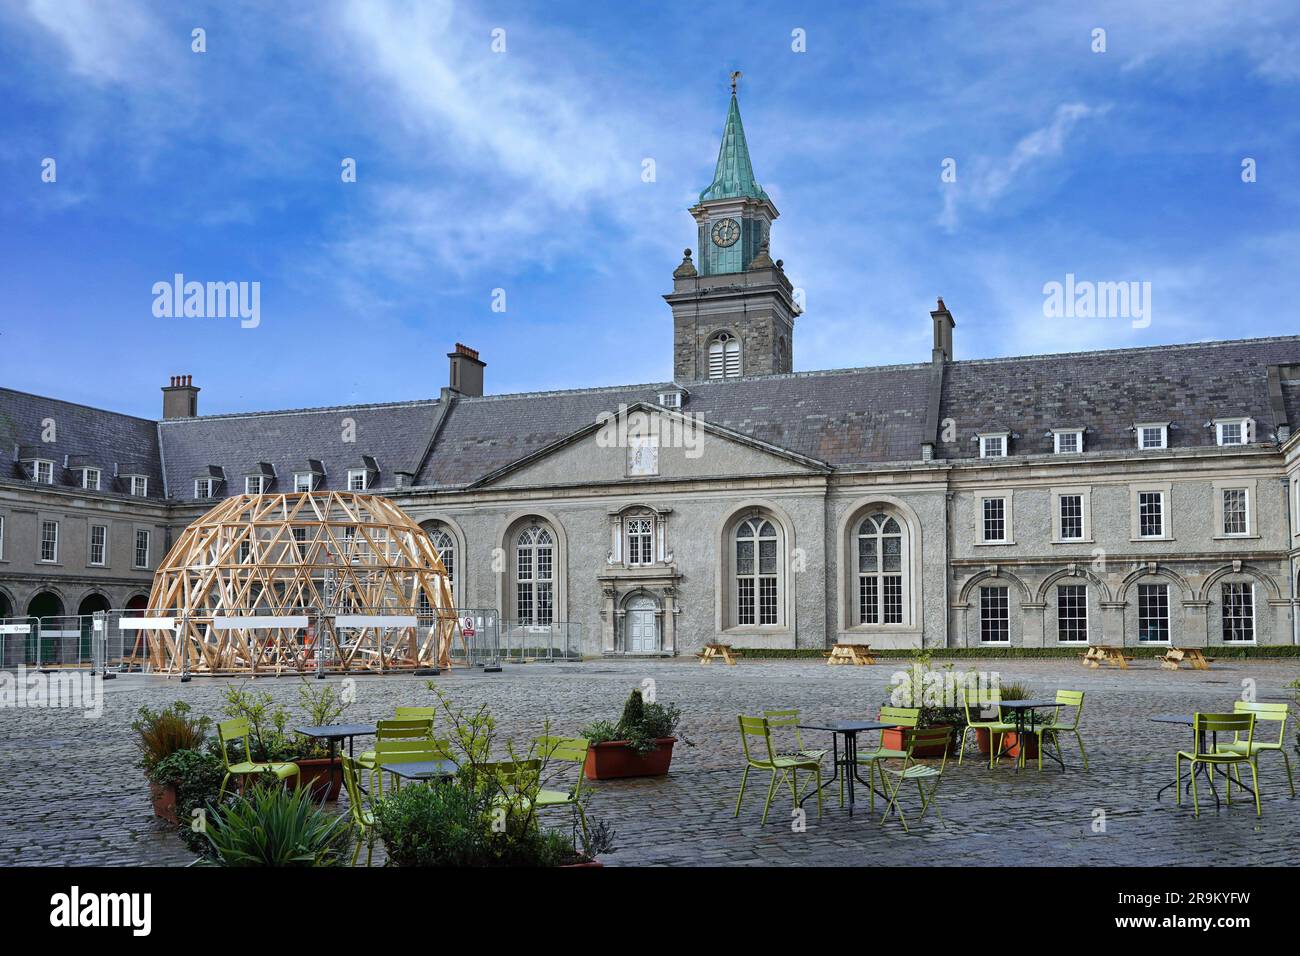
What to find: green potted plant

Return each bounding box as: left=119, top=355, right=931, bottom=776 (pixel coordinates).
left=580, top=688, right=682, bottom=779
left=882, top=653, right=963, bottom=757
left=203, top=783, right=352, bottom=866
left=131, top=701, right=212, bottom=823
left=293, top=681, right=351, bottom=800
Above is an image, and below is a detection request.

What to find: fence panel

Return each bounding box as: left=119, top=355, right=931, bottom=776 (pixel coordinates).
left=500, top=621, right=589, bottom=662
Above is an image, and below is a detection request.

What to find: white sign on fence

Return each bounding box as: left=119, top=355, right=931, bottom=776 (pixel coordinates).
left=0, top=624, right=31, bottom=634
left=334, top=615, right=418, bottom=629
left=212, top=615, right=310, bottom=629
left=118, top=617, right=176, bottom=631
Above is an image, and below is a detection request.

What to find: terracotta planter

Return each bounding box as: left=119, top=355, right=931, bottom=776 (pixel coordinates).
left=148, top=779, right=179, bottom=825
left=975, top=727, right=992, bottom=755
left=583, top=738, right=676, bottom=780
left=999, top=732, right=1039, bottom=760
left=880, top=725, right=954, bottom=758
left=295, top=757, right=343, bottom=801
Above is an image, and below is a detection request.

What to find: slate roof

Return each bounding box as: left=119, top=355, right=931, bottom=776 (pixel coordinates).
left=935, top=336, right=1300, bottom=459
left=156, top=400, right=442, bottom=498
left=4, top=335, right=1299, bottom=501
left=0, top=387, right=163, bottom=496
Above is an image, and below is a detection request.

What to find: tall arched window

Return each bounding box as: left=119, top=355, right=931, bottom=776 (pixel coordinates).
left=856, top=512, right=905, bottom=625
left=515, top=524, right=554, bottom=625
left=735, top=517, right=779, bottom=625
left=426, top=527, right=455, bottom=588
left=708, top=332, right=741, bottom=379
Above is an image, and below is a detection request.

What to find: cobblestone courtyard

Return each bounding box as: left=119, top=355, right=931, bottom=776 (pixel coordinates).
left=3, top=658, right=1299, bottom=867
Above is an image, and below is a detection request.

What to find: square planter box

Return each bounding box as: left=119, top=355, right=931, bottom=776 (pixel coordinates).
left=583, top=738, right=676, bottom=779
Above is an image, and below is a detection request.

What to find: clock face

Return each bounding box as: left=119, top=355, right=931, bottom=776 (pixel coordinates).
left=711, top=218, right=741, bottom=248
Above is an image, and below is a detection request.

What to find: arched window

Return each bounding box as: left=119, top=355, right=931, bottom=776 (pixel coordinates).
left=708, top=332, right=741, bottom=379
left=625, top=515, right=654, bottom=565
left=735, top=517, right=780, bottom=626
left=856, top=513, right=905, bottom=625
left=515, top=524, right=554, bottom=625
left=427, top=527, right=455, bottom=588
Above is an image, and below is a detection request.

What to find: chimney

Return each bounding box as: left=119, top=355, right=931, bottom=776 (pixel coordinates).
left=930, top=298, right=955, bottom=364
left=162, top=374, right=200, bottom=419
left=447, top=343, right=485, bottom=397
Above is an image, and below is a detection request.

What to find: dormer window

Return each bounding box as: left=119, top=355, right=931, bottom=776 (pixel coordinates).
left=1215, top=418, right=1250, bottom=446
left=31, top=459, right=54, bottom=484
left=294, top=472, right=314, bottom=493
left=978, top=433, right=1008, bottom=458
left=245, top=475, right=267, bottom=494
left=1136, top=423, right=1168, bottom=450
left=1052, top=429, right=1084, bottom=454
left=129, top=475, right=148, bottom=497
left=347, top=469, right=369, bottom=491
left=658, top=390, right=683, bottom=409
left=80, top=467, right=101, bottom=490
left=195, top=478, right=218, bottom=499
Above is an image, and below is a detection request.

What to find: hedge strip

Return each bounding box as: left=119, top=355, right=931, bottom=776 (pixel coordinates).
left=731, top=646, right=1300, bottom=661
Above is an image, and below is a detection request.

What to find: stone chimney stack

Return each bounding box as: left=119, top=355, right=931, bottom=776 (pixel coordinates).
left=447, top=343, right=485, bottom=397
left=162, top=374, right=200, bottom=419
left=930, top=298, right=955, bottom=364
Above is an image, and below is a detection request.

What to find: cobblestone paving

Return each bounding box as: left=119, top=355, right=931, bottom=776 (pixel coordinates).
left=3, top=658, right=1298, bottom=866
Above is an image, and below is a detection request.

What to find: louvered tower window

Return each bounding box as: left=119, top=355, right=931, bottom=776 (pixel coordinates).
left=708, top=333, right=741, bottom=379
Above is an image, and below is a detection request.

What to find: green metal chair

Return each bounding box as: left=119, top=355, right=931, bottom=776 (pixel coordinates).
left=532, top=736, right=591, bottom=842
left=395, top=706, right=436, bottom=722
left=879, top=725, right=953, bottom=832
left=958, top=686, right=1016, bottom=768
left=372, top=738, right=453, bottom=796
left=763, top=709, right=829, bottom=763
left=216, top=717, right=301, bottom=798
left=735, top=715, right=823, bottom=825
left=853, top=706, right=918, bottom=813
left=1215, top=701, right=1294, bottom=797
left=357, top=716, right=436, bottom=771
left=1177, top=713, right=1260, bottom=818
left=340, top=754, right=375, bottom=866
left=1035, top=689, right=1088, bottom=771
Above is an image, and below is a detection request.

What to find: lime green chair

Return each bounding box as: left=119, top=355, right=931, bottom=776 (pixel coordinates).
left=1035, top=690, right=1088, bottom=771
left=340, top=754, right=375, bottom=866
left=358, top=716, right=435, bottom=771
left=853, top=706, right=918, bottom=813
left=958, top=687, right=1016, bottom=768
left=372, top=738, right=453, bottom=796
left=395, top=706, right=436, bottom=723
left=879, top=725, right=953, bottom=832
left=216, top=717, right=301, bottom=798
left=1215, top=701, right=1294, bottom=797
left=735, top=715, right=823, bottom=825
left=532, top=736, right=591, bottom=841
left=1177, top=713, right=1260, bottom=817
left=763, top=709, right=829, bottom=763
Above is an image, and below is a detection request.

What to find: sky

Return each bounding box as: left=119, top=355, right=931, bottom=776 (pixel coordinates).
left=1, top=0, right=1299, bottom=418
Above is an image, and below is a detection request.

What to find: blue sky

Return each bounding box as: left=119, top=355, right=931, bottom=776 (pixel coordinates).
left=2, top=0, right=1299, bottom=418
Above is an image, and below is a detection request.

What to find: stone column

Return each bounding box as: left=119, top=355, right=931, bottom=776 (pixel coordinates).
left=1100, top=601, right=1126, bottom=645
left=1182, top=601, right=1209, bottom=647
left=1021, top=602, right=1046, bottom=648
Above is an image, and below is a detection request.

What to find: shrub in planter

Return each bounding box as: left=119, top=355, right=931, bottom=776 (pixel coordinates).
left=292, top=681, right=351, bottom=800
left=883, top=652, right=967, bottom=756
left=203, top=783, right=351, bottom=867
left=132, top=701, right=212, bottom=821
left=149, top=748, right=228, bottom=856
left=581, top=689, right=683, bottom=779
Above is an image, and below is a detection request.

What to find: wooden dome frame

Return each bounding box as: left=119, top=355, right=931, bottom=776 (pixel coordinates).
left=146, top=491, right=462, bottom=675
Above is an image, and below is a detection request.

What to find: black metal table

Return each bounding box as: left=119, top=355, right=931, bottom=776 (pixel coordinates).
left=295, top=723, right=377, bottom=800
left=1152, top=715, right=1254, bottom=811
left=995, top=699, right=1063, bottom=771
left=796, top=720, right=892, bottom=817
left=382, top=759, right=459, bottom=783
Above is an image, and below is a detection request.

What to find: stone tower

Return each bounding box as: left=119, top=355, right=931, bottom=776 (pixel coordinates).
left=666, top=87, right=798, bottom=382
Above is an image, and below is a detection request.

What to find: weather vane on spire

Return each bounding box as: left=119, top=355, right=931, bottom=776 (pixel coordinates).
left=730, top=70, right=742, bottom=95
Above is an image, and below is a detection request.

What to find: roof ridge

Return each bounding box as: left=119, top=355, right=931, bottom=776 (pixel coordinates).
left=951, top=334, right=1300, bottom=369
left=159, top=397, right=442, bottom=424
left=0, top=387, right=159, bottom=424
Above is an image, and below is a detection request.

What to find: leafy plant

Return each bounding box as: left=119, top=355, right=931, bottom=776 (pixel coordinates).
left=997, top=681, right=1033, bottom=701
left=890, top=652, right=967, bottom=733
left=295, top=680, right=351, bottom=758
left=150, top=748, right=228, bottom=858
left=203, top=783, right=350, bottom=867
left=132, top=701, right=211, bottom=775
left=219, top=685, right=300, bottom=762
left=581, top=688, right=682, bottom=756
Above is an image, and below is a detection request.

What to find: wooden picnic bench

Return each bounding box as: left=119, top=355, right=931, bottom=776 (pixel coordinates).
left=824, top=643, right=877, bottom=666
left=697, top=642, right=738, bottom=665
left=1081, top=644, right=1135, bottom=669
left=1157, top=646, right=1216, bottom=671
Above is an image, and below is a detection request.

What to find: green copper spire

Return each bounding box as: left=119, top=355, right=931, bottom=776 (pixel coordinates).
left=699, top=93, right=770, bottom=203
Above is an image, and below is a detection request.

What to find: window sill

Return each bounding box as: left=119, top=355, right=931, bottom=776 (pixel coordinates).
left=1131, top=537, right=1174, bottom=543
left=974, top=539, right=1015, bottom=547
left=1214, top=534, right=1259, bottom=541
left=1051, top=538, right=1094, bottom=545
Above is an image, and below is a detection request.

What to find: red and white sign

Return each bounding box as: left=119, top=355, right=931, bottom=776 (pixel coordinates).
left=460, top=616, right=476, bottom=638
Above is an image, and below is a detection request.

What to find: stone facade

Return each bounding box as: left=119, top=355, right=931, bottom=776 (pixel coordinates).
left=3, top=93, right=1300, bottom=657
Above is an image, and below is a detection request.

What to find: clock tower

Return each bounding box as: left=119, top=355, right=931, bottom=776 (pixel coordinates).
left=666, top=82, right=798, bottom=382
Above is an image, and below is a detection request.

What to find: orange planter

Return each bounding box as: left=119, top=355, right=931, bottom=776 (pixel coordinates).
left=295, top=758, right=343, bottom=801
left=1000, top=732, right=1039, bottom=760
left=583, top=738, right=676, bottom=779
left=880, top=726, right=953, bottom=758
left=148, top=779, right=179, bottom=825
